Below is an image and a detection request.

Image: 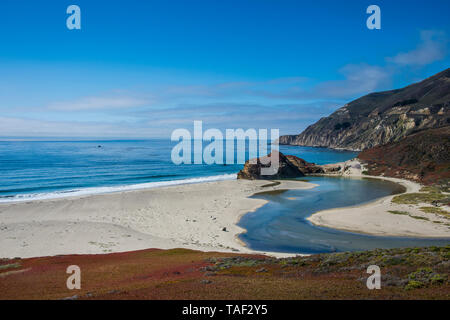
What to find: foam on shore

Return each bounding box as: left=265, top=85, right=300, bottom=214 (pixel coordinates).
left=0, top=174, right=237, bottom=203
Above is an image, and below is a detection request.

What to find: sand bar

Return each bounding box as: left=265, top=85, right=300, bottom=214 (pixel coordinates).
left=0, top=179, right=315, bottom=258
left=307, top=161, right=450, bottom=238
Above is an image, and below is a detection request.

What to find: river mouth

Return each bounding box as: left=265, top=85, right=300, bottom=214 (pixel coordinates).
left=238, top=176, right=449, bottom=254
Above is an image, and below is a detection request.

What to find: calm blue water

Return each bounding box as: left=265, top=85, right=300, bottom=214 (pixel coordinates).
left=0, top=140, right=357, bottom=201
left=239, top=176, right=450, bottom=254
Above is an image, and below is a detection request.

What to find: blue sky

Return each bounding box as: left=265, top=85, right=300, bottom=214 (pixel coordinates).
left=0, top=0, right=449, bottom=138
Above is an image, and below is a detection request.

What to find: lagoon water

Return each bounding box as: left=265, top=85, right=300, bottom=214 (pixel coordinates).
left=238, top=176, right=450, bottom=254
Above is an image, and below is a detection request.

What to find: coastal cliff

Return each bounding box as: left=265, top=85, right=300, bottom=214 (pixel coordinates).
left=279, top=68, right=450, bottom=151
left=358, top=126, right=450, bottom=186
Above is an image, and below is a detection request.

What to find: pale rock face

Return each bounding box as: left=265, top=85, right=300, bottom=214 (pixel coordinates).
left=279, top=69, right=450, bottom=151
left=410, top=107, right=431, bottom=115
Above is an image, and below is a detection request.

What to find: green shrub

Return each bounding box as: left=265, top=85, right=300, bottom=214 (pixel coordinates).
left=405, top=280, right=424, bottom=290
left=430, top=274, right=446, bottom=285
left=388, top=210, right=409, bottom=215
left=392, top=193, right=446, bottom=205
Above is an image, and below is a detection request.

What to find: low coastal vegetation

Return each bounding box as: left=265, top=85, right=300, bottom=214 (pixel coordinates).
left=388, top=185, right=450, bottom=228
left=0, top=262, right=21, bottom=271
left=391, top=187, right=450, bottom=224
left=410, top=215, right=430, bottom=221
left=420, top=186, right=448, bottom=193
left=358, top=126, right=450, bottom=186
left=388, top=210, right=409, bottom=215
left=1, top=246, right=448, bottom=299
left=391, top=192, right=448, bottom=205
left=420, top=206, right=449, bottom=218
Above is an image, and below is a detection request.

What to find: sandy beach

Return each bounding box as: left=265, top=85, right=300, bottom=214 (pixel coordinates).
left=1, top=162, right=449, bottom=260
left=0, top=179, right=315, bottom=259
left=307, top=160, right=450, bottom=238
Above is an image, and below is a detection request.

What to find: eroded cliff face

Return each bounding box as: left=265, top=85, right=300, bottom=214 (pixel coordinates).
left=280, top=68, right=450, bottom=151
left=358, top=126, right=450, bottom=186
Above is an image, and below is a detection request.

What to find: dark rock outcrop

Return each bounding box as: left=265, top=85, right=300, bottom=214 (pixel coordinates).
left=285, top=155, right=324, bottom=174
left=237, top=151, right=304, bottom=180
left=280, top=68, right=450, bottom=151
left=358, top=126, right=450, bottom=185
left=237, top=151, right=323, bottom=180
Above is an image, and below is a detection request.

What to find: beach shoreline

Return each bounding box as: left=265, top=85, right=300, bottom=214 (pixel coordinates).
left=307, top=160, right=450, bottom=239
left=1, top=162, right=449, bottom=260
left=0, top=178, right=315, bottom=259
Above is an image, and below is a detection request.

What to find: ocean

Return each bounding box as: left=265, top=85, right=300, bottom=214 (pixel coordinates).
left=0, top=140, right=358, bottom=202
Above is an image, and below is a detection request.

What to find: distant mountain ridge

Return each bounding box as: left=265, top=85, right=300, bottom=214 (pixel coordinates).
left=279, top=68, right=450, bottom=151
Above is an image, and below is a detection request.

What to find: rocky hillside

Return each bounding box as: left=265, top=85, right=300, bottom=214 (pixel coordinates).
left=358, top=126, right=450, bottom=186
left=280, top=68, right=450, bottom=151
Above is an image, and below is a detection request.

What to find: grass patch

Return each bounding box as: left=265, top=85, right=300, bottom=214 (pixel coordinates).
left=404, top=267, right=447, bottom=290
left=388, top=210, right=409, bottom=215
left=430, top=274, right=446, bottom=285
left=0, top=263, right=21, bottom=271
left=261, top=181, right=281, bottom=188
left=420, top=206, right=449, bottom=218
left=419, top=186, right=442, bottom=193
left=410, top=215, right=429, bottom=221
left=405, top=280, right=424, bottom=290
left=392, top=192, right=447, bottom=205
left=150, top=248, right=197, bottom=257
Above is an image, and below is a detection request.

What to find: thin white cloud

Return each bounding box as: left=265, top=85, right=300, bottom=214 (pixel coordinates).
left=386, top=30, right=447, bottom=66
left=3, top=29, right=448, bottom=139
left=47, top=96, right=152, bottom=111
left=313, top=64, right=392, bottom=98
left=250, top=64, right=391, bottom=100
left=0, top=116, right=166, bottom=138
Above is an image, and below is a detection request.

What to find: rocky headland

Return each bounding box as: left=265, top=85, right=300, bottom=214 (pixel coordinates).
left=279, top=68, right=450, bottom=151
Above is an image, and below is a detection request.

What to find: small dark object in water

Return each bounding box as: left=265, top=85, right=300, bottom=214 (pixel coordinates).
left=98, top=145, right=102, bottom=148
